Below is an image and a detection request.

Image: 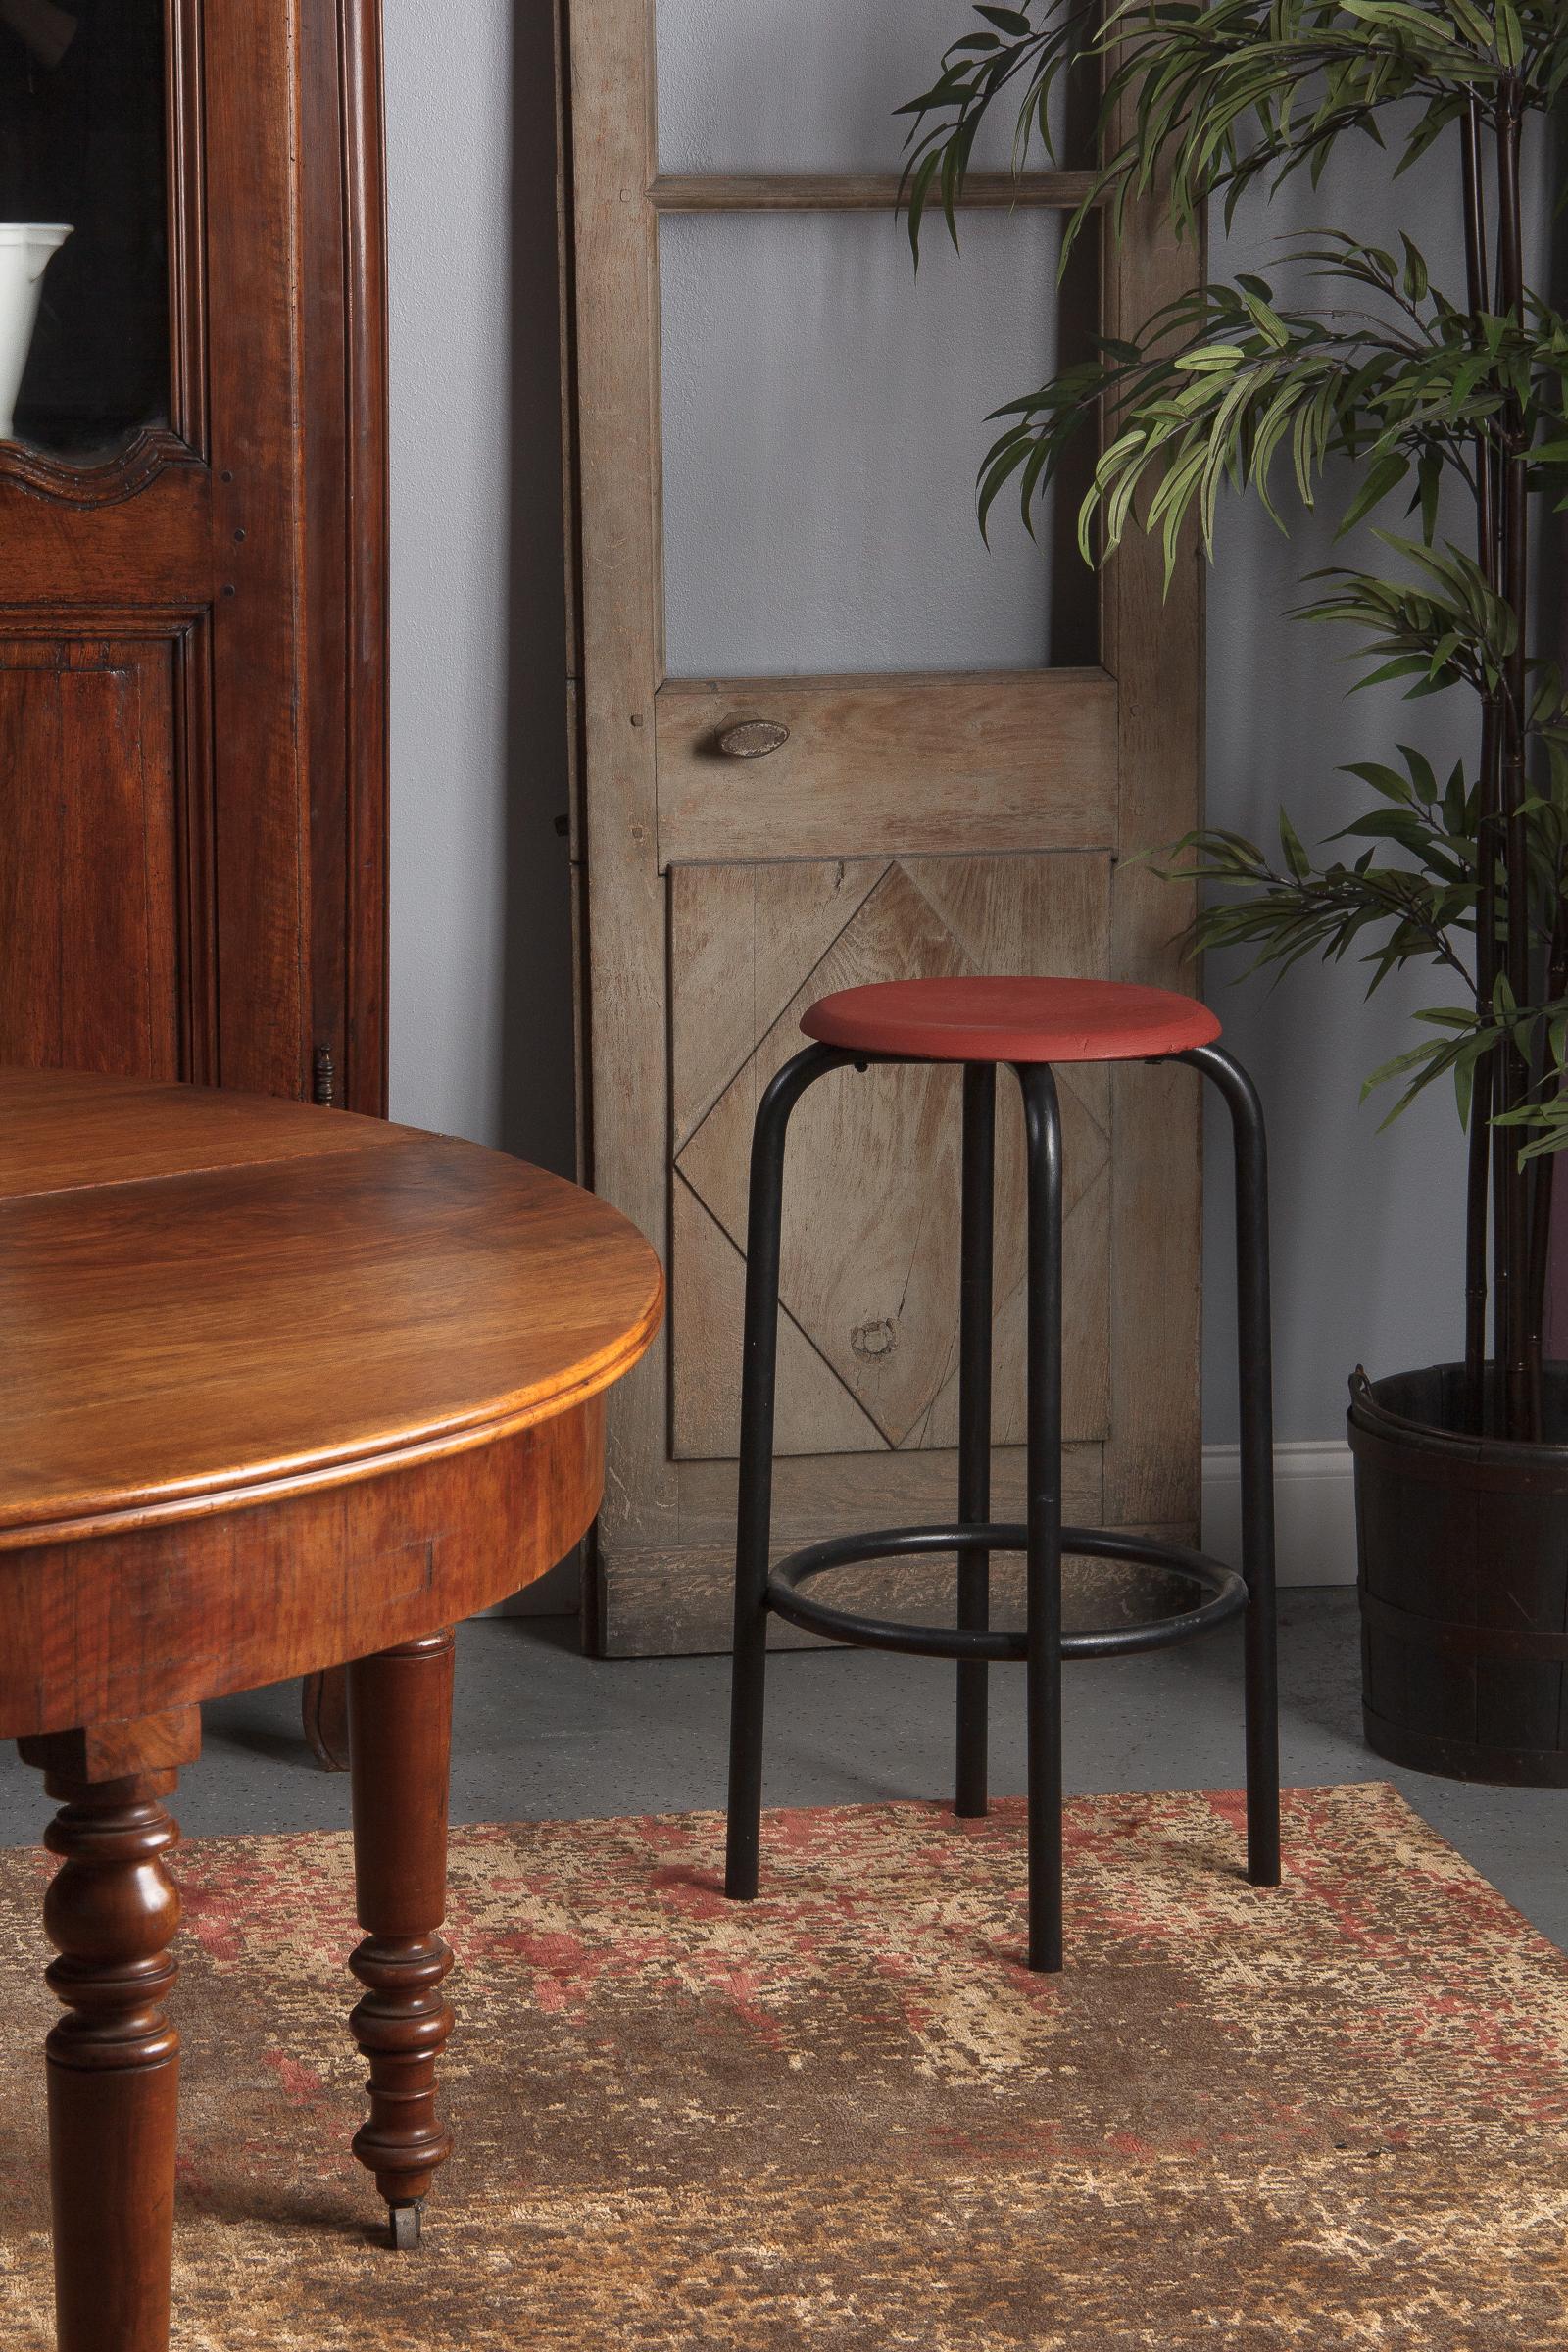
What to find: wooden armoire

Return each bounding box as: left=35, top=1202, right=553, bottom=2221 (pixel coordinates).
left=0, top=0, right=389, bottom=1114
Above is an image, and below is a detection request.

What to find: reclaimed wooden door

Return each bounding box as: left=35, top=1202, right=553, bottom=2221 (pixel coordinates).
left=568, top=0, right=1202, bottom=1653
left=0, top=0, right=388, bottom=1112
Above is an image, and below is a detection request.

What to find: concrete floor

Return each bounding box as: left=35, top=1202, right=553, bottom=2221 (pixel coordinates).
left=3, top=1588, right=1564, bottom=1947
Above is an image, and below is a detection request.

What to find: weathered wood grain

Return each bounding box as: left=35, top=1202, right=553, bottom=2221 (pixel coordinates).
left=569, top=0, right=678, bottom=1567
left=568, top=0, right=1204, bottom=1648
left=1100, top=81, right=1205, bottom=1536
left=670, top=855, right=1112, bottom=1461
left=656, top=671, right=1118, bottom=869
left=648, top=172, right=1102, bottom=213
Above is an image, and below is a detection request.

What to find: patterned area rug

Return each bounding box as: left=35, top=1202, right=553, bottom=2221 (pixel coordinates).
left=1, top=1785, right=1566, bottom=2348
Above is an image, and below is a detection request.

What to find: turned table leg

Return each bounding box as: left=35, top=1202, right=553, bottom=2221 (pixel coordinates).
left=346, top=1629, right=456, bottom=2249
left=18, top=1713, right=200, bottom=2352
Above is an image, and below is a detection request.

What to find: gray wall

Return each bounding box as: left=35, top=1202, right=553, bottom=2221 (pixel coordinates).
left=383, top=0, right=574, bottom=1180
left=381, top=18, right=1481, bottom=1449
left=1201, top=133, right=1481, bottom=1444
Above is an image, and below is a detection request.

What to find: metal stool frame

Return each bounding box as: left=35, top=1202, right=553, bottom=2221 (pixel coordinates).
left=724, top=1040, right=1280, bottom=1973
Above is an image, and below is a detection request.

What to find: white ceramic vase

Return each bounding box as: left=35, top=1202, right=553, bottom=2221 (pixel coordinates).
left=0, top=223, right=72, bottom=443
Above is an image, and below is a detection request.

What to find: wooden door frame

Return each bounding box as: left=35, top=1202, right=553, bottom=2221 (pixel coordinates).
left=566, top=0, right=1201, bottom=1654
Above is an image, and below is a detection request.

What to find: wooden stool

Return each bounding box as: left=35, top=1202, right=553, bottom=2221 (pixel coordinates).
left=723, top=976, right=1280, bottom=1972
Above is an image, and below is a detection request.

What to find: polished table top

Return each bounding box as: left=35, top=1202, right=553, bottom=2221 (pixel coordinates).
left=0, top=1069, right=663, bottom=2349
left=0, top=1067, right=663, bottom=1545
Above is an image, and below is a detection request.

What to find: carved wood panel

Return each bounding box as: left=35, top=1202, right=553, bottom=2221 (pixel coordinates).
left=0, top=638, right=181, bottom=1078
left=671, top=853, right=1112, bottom=1460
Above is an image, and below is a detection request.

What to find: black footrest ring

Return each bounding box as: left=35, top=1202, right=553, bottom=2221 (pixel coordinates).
left=765, top=1522, right=1248, bottom=1662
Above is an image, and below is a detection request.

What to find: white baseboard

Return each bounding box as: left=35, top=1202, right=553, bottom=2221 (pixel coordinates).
left=1201, top=1438, right=1356, bottom=1587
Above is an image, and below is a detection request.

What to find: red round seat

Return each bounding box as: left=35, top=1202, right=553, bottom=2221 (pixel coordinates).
left=800, top=976, right=1221, bottom=1065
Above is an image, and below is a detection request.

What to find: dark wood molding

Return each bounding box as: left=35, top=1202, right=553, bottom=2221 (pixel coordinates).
left=0, top=429, right=202, bottom=510
left=335, top=0, right=392, bottom=1116
left=167, top=0, right=210, bottom=460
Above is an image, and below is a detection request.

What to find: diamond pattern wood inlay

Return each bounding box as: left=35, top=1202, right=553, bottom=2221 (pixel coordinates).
left=671, top=854, right=1114, bottom=1460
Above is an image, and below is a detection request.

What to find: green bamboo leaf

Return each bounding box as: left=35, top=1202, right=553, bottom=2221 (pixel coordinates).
left=1399, top=746, right=1439, bottom=804
left=1337, top=452, right=1409, bottom=538
left=1279, top=809, right=1311, bottom=880
left=1495, top=1, right=1524, bottom=68
left=1172, top=346, right=1249, bottom=373
left=1342, top=761, right=1414, bottom=803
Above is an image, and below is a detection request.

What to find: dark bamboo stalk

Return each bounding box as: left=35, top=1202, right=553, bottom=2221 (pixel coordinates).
left=1494, top=79, right=1537, bottom=1439
left=1465, top=1054, right=1494, bottom=1422
left=1461, top=96, right=1497, bottom=1431
left=1525, top=932, right=1568, bottom=1416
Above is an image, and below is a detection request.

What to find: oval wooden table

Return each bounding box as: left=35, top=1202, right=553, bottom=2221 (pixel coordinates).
left=0, top=1068, right=662, bottom=2352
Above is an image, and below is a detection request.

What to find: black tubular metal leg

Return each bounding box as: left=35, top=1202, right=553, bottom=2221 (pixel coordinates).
left=956, top=1064, right=997, bottom=1818
left=1015, top=1063, right=1065, bottom=1972
left=1178, top=1044, right=1281, bottom=1888
left=725, top=1042, right=857, bottom=1900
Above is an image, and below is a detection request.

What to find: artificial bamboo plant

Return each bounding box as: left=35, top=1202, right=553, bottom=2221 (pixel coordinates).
left=901, top=2, right=1568, bottom=1444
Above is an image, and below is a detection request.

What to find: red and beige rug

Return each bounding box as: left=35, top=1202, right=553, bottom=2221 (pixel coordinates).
left=1, top=1784, right=1566, bottom=2347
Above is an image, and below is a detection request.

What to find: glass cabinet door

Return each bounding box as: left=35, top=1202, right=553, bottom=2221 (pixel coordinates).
left=0, top=0, right=169, bottom=453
